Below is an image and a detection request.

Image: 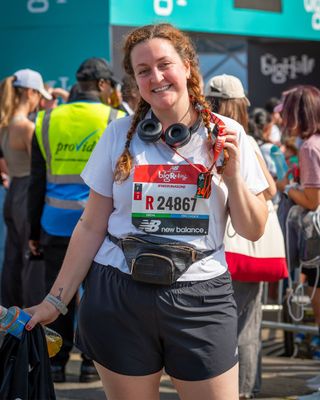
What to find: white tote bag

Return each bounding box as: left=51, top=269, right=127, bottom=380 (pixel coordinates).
left=224, top=200, right=288, bottom=282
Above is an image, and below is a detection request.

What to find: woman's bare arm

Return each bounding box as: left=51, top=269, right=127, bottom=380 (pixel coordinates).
left=287, top=187, right=320, bottom=211
left=25, top=189, right=113, bottom=327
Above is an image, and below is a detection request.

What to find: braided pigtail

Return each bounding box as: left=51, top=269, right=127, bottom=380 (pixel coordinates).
left=114, top=98, right=149, bottom=183
left=189, top=76, right=229, bottom=175
left=195, top=96, right=229, bottom=175
left=188, top=73, right=214, bottom=144
left=196, top=99, right=214, bottom=145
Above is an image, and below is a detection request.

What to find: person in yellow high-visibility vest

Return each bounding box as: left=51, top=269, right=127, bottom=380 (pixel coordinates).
left=27, top=58, right=125, bottom=383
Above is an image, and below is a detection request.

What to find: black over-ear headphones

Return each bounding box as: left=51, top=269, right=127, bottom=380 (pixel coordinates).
left=137, top=113, right=202, bottom=149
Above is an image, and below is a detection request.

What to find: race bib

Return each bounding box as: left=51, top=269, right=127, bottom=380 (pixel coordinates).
left=132, top=164, right=210, bottom=235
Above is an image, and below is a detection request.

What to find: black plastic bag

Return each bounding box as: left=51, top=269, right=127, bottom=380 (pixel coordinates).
left=287, top=205, right=320, bottom=266
left=278, top=194, right=320, bottom=268
left=0, top=325, right=56, bottom=400
left=277, top=194, right=300, bottom=270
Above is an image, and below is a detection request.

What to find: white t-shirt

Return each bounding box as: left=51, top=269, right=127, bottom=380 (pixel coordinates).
left=81, top=112, right=268, bottom=281
left=269, top=124, right=282, bottom=144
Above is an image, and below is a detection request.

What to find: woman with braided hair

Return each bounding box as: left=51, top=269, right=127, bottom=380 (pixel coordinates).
left=25, top=23, right=268, bottom=400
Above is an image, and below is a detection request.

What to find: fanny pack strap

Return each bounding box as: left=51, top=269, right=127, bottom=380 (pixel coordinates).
left=108, top=233, right=122, bottom=247
left=108, top=233, right=214, bottom=261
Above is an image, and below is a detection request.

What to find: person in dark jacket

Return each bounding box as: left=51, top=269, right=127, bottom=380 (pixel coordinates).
left=27, top=57, right=125, bottom=383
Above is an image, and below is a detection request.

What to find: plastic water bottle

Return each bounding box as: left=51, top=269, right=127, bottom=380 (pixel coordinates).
left=270, top=145, right=288, bottom=180
left=312, top=349, right=320, bottom=360
left=0, top=305, right=62, bottom=358
left=310, top=336, right=320, bottom=350
left=294, top=332, right=306, bottom=345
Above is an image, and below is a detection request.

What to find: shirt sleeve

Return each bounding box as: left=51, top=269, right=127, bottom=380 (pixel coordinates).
left=81, top=123, right=115, bottom=197
left=300, top=141, right=320, bottom=188
left=247, top=135, right=262, bottom=157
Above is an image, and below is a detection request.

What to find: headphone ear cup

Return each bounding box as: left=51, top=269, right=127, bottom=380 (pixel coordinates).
left=165, top=123, right=191, bottom=148
left=137, top=119, right=163, bottom=142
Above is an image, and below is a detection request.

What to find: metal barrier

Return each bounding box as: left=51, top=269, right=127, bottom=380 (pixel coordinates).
left=261, top=320, right=318, bottom=334
left=261, top=281, right=317, bottom=333
left=261, top=281, right=317, bottom=356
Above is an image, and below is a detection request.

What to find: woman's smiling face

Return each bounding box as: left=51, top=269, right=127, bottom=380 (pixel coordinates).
left=131, top=38, right=190, bottom=114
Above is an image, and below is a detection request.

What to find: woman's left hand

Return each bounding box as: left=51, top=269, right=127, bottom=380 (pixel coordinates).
left=220, top=129, right=240, bottom=183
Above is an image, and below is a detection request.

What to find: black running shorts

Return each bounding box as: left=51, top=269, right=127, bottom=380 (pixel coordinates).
left=75, top=262, right=238, bottom=381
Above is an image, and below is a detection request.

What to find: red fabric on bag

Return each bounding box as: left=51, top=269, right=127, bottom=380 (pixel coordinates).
left=226, top=252, right=288, bottom=282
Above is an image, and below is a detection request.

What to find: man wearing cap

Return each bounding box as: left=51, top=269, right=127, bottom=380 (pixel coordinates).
left=27, top=58, right=125, bottom=383
left=204, top=73, right=275, bottom=399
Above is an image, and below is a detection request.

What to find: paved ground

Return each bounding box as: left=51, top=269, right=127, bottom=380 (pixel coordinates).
left=1, top=297, right=319, bottom=399
left=54, top=351, right=320, bottom=400
left=1, top=326, right=319, bottom=399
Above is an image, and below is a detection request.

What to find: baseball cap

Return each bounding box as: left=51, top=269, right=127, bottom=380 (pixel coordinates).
left=76, top=57, right=118, bottom=87
left=204, top=74, right=250, bottom=106
left=273, top=103, right=283, bottom=113
left=13, top=69, right=52, bottom=100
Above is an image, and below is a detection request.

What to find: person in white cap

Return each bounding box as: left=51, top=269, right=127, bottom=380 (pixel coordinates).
left=12, top=69, right=52, bottom=102
left=204, top=74, right=250, bottom=109
left=0, top=68, right=51, bottom=309
left=205, top=73, right=282, bottom=400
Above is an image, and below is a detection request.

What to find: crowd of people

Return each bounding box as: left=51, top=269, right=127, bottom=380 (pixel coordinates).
left=0, top=22, right=319, bottom=400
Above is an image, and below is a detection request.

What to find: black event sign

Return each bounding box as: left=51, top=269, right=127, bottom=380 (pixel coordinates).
left=234, top=0, right=282, bottom=12
left=248, top=42, right=320, bottom=108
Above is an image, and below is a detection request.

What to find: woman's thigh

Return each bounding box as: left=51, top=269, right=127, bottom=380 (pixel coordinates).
left=94, top=361, right=162, bottom=400
left=171, top=363, right=239, bottom=400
